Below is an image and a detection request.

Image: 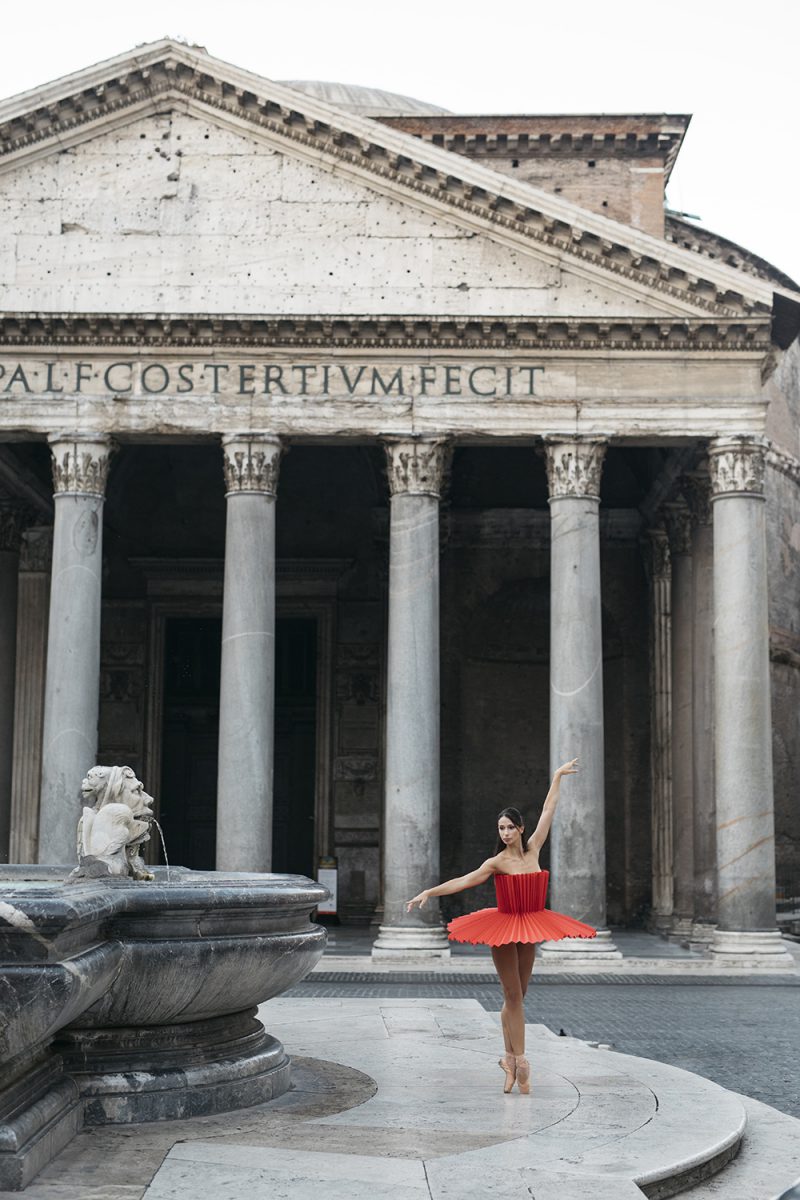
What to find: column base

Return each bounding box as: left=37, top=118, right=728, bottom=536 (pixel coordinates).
left=710, top=928, right=796, bottom=969
left=648, top=910, right=674, bottom=937
left=537, top=929, right=622, bottom=961
left=667, top=914, right=695, bottom=945
left=371, top=924, right=451, bottom=959
left=689, top=920, right=717, bottom=951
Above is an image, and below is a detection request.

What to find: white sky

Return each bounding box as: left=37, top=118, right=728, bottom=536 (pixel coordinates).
left=5, top=0, right=800, bottom=284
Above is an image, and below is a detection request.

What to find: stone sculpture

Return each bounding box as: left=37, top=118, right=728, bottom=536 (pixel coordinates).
left=70, top=765, right=155, bottom=880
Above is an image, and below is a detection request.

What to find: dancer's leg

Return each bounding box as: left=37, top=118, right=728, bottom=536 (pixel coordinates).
left=518, top=943, right=536, bottom=997
left=491, top=943, right=526, bottom=1056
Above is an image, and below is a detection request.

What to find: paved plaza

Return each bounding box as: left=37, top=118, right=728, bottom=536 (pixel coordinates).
left=294, top=974, right=800, bottom=1119
left=4, top=932, right=799, bottom=1200
left=4, top=994, right=799, bottom=1200
left=303, top=927, right=800, bottom=1118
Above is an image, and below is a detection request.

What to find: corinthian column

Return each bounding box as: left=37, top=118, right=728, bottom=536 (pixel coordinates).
left=683, top=466, right=717, bottom=944
left=38, top=435, right=114, bottom=864
left=540, top=439, right=620, bottom=959
left=10, top=527, right=52, bottom=863
left=645, top=527, right=673, bottom=933
left=663, top=501, right=694, bottom=943
left=216, top=434, right=283, bottom=871
left=372, top=436, right=451, bottom=958
left=0, top=502, right=26, bottom=861
left=708, top=437, right=791, bottom=966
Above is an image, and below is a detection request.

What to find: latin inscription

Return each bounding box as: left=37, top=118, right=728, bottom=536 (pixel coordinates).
left=0, top=360, right=545, bottom=399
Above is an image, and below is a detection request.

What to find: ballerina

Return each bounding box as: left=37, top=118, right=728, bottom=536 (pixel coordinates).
left=406, top=757, right=595, bottom=1094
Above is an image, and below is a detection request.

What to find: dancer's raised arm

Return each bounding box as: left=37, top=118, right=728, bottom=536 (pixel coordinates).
left=406, top=858, right=497, bottom=911
left=527, top=757, right=579, bottom=852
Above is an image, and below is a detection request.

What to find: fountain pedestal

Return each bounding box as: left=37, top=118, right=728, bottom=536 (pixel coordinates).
left=0, top=866, right=327, bottom=1189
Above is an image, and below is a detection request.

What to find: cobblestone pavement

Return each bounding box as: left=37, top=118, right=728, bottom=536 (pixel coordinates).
left=286, top=973, right=800, bottom=1119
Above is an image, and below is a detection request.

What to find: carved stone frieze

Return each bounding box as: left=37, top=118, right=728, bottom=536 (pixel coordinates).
left=663, top=502, right=693, bottom=556
left=221, top=434, right=284, bottom=496
left=708, top=436, right=767, bottom=498
left=48, top=435, right=114, bottom=497
left=383, top=437, right=451, bottom=499
left=19, top=525, right=53, bottom=571
left=681, top=467, right=712, bottom=527
left=544, top=438, right=607, bottom=500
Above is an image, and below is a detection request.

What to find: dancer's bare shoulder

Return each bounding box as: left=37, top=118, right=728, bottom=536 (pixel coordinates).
left=494, top=848, right=541, bottom=875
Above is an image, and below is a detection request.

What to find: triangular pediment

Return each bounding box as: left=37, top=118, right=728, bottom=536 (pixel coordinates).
left=0, top=40, right=791, bottom=327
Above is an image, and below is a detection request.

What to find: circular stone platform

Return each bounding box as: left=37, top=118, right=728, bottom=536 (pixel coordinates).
left=4, top=998, right=750, bottom=1199
left=135, top=998, right=745, bottom=1199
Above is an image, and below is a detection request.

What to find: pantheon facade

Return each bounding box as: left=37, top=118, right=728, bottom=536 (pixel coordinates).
left=0, top=41, right=798, bottom=963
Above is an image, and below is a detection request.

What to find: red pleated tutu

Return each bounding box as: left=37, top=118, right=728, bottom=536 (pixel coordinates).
left=447, top=870, right=596, bottom=946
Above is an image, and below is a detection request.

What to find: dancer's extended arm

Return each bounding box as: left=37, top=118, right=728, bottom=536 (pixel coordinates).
left=527, top=757, right=579, bottom=851
left=406, top=859, right=497, bottom=911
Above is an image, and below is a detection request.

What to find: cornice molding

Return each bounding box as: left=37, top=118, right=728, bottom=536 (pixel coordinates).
left=0, top=42, right=787, bottom=322
left=0, top=313, right=772, bottom=354
left=378, top=114, right=689, bottom=181
left=766, top=442, right=800, bottom=487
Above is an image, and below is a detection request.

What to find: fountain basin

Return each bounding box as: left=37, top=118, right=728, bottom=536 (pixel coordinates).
left=0, top=866, right=327, bottom=1189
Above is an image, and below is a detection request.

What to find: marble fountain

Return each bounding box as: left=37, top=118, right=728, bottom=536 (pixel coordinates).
left=0, top=766, right=328, bottom=1190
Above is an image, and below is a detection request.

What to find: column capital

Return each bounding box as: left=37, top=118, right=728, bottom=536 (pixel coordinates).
left=708, top=436, right=766, bottom=499
left=382, top=436, right=451, bottom=499
left=0, top=499, right=33, bottom=552
left=682, top=465, right=713, bottom=527
left=221, top=433, right=284, bottom=497
left=644, top=525, right=671, bottom=582
left=543, top=437, right=607, bottom=501
left=663, top=501, right=693, bottom=556
left=48, top=433, right=115, bottom=498
left=20, top=525, right=54, bottom=572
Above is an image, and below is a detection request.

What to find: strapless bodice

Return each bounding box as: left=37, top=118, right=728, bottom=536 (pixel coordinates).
left=494, top=870, right=549, bottom=914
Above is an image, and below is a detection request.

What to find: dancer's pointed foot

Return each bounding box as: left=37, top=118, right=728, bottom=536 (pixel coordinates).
left=498, top=1054, right=517, bottom=1093
left=515, top=1055, right=531, bottom=1094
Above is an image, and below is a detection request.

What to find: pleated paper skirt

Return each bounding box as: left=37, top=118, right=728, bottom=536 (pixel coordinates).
left=446, top=869, right=597, bottom=947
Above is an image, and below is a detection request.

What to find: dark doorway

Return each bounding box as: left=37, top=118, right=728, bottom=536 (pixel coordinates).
left=273, top=619, right=317, bottom=876
left=159, top=618, right=221, bottom=870
left=158, top=615, right=318, bottom=874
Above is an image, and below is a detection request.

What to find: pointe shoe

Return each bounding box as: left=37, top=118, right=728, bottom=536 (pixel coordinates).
left=515, top=1056, right=531, bottom=1094
left=498, top=1054, right=517, bottom=1093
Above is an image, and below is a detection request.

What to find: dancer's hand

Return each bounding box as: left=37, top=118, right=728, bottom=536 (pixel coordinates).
left=406, top=890, right=430, bottom=912
left=555, top=757, right=579, bottom=777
